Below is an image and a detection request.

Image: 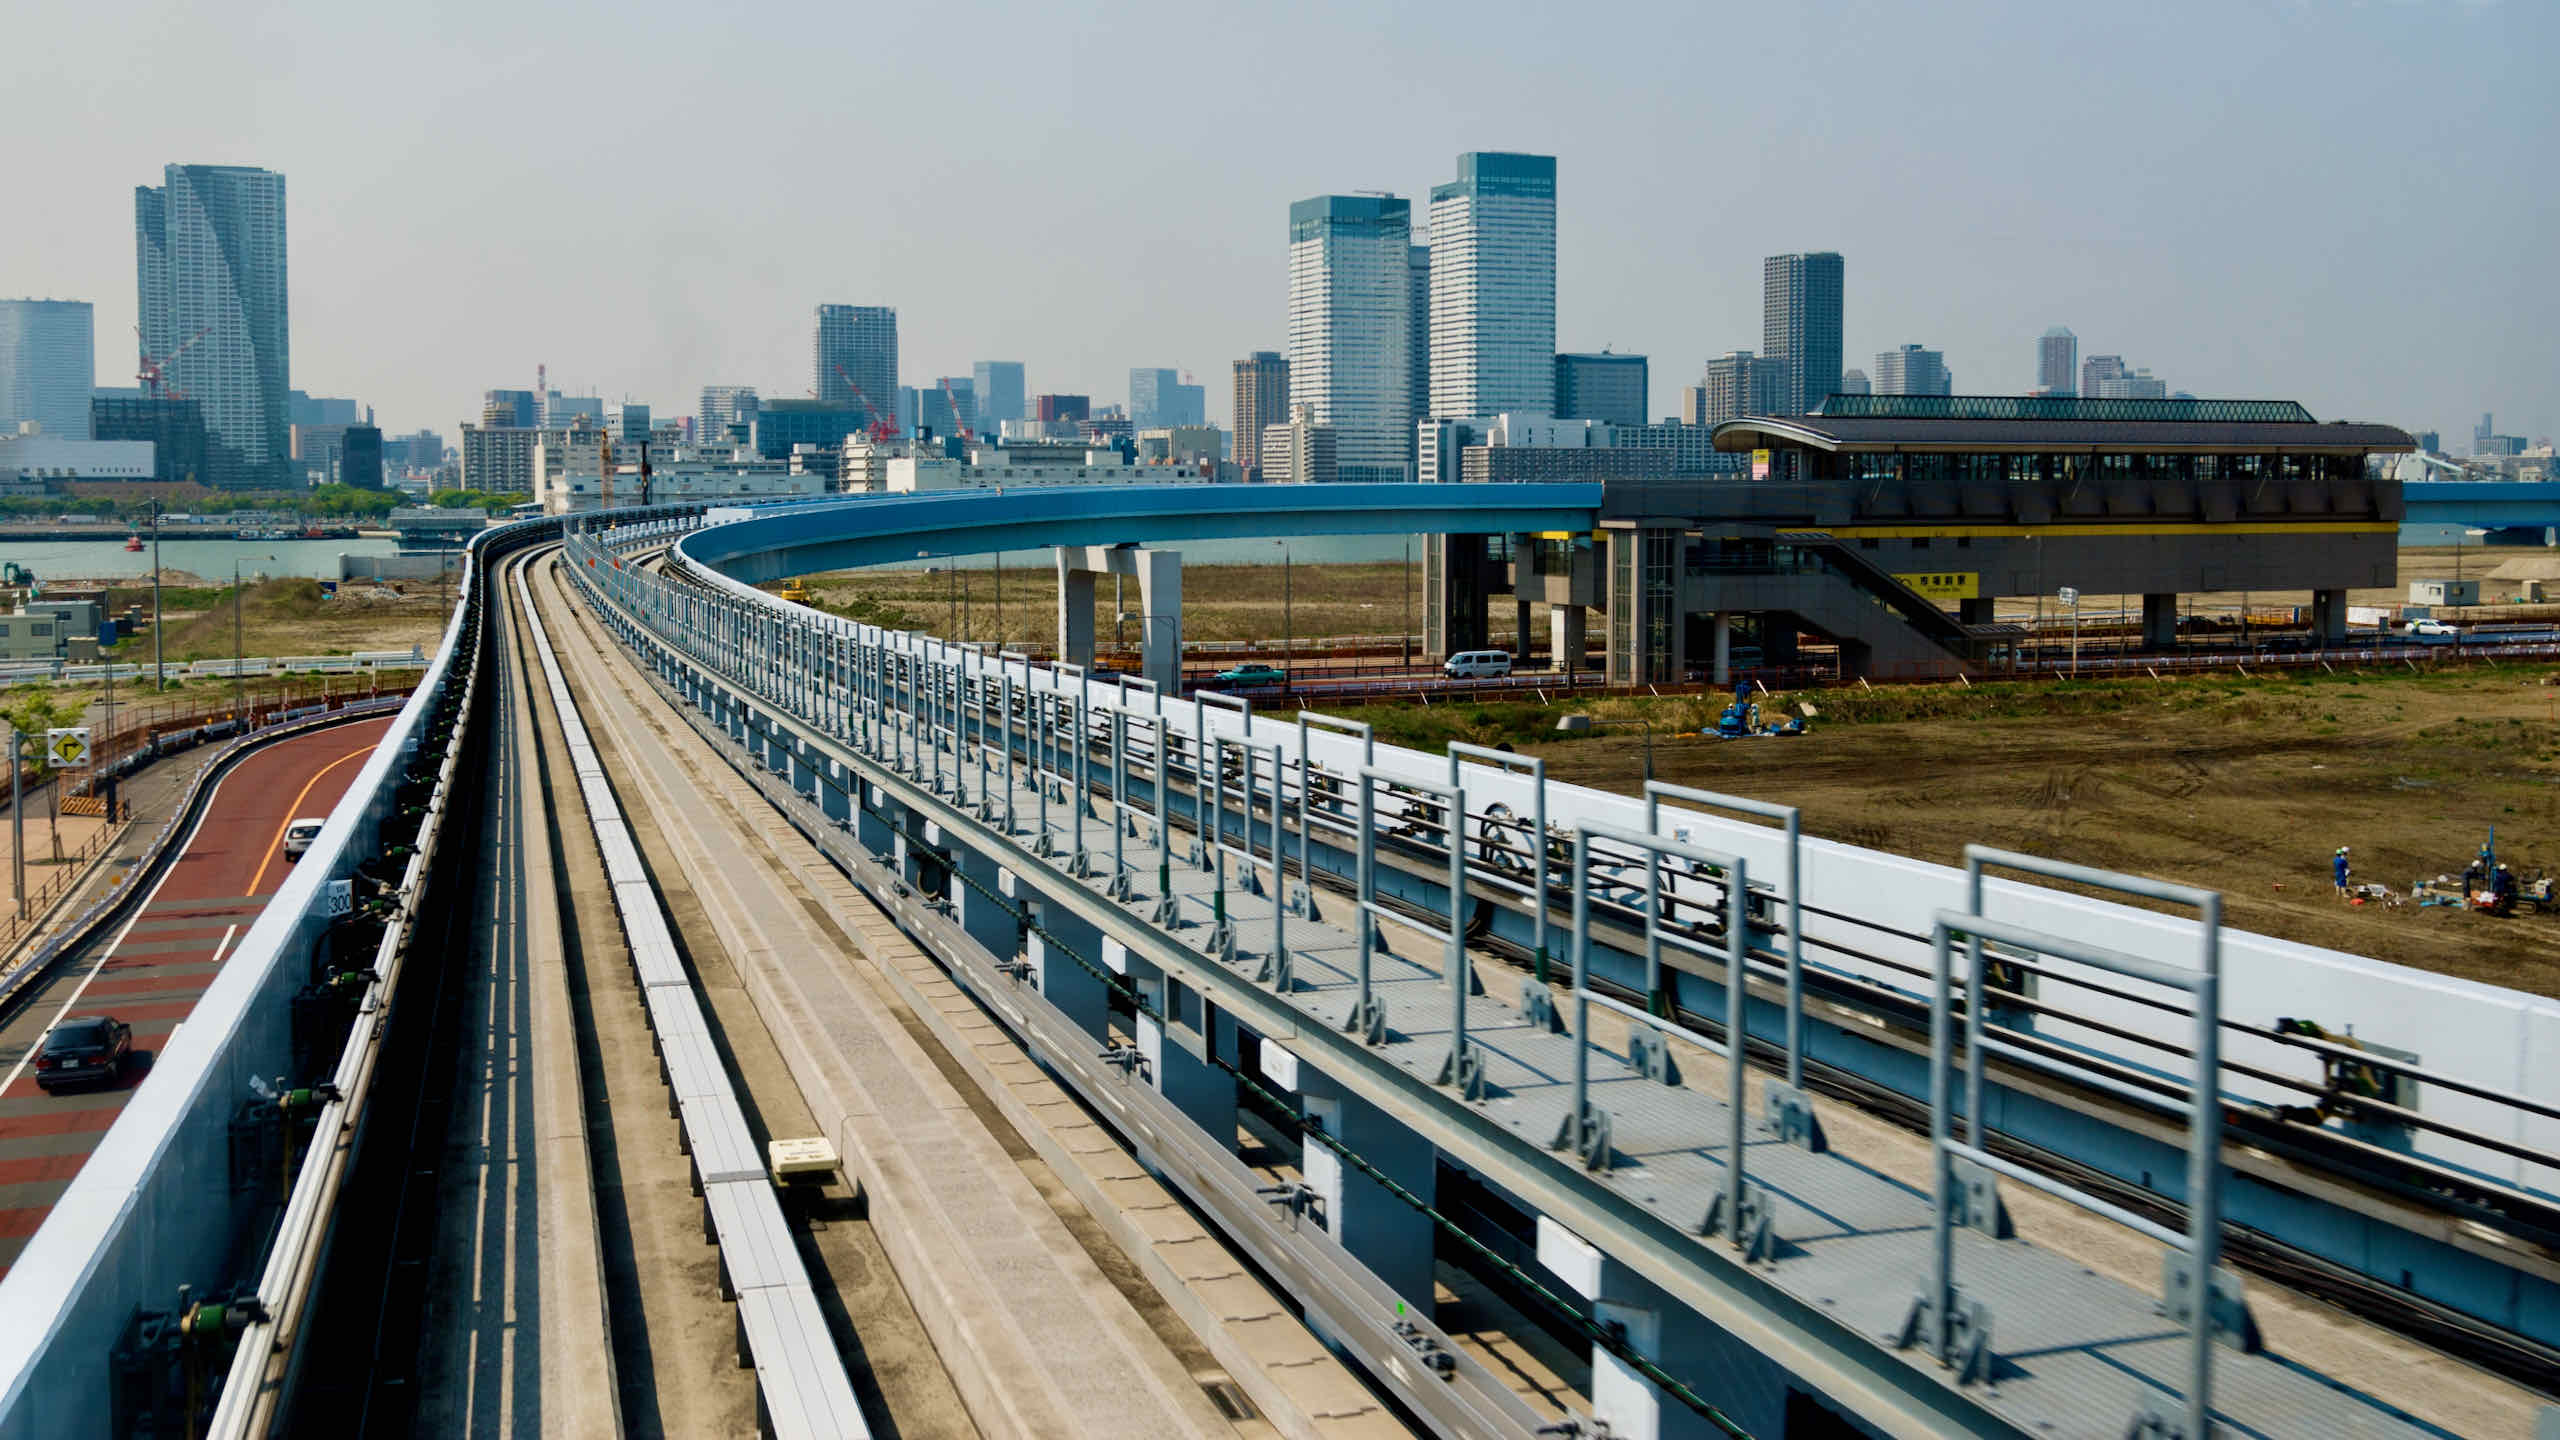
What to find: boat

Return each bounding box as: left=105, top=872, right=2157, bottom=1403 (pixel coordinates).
left=123, top=533, right=144, bottom=552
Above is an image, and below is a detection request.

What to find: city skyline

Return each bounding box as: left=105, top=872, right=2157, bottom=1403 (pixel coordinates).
left=3, top=1, right=2549, bottom=450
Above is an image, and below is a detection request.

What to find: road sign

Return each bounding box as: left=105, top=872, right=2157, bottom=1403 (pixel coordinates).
left=2058, top=586, right=2080, bottom=606
left=43, top=728, right=90, bottom=767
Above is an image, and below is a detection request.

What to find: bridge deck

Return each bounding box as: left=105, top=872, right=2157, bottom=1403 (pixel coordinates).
left=846, top=705, right=2453, bottom=1438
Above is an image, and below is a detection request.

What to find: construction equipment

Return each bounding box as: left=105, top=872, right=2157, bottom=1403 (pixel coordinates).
left=940, top=376, right=975, bottom=441
left=833, top=363, right=901, bottom=441
left=135, top=324, right=210, bottom=398
left=777, top=579, right=814, bottom=606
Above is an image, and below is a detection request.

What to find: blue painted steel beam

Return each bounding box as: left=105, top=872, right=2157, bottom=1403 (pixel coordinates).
left=2403, top=480, right=2560, bottom=530
left=679, top=482, right=1605, bottom=582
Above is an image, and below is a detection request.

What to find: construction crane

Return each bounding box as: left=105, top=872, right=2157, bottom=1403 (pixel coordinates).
left=939, top=376, right=976, bottom=442
left=832, top=363, right=902, bottom=441
left=136, top=325, right=211, bottom=399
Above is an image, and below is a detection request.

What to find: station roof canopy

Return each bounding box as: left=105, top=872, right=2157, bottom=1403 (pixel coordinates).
left=1712, top=394, right=2416, bottom=455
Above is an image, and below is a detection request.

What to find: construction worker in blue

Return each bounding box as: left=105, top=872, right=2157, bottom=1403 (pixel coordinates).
left=2333, top=846, right=2352, bottom=898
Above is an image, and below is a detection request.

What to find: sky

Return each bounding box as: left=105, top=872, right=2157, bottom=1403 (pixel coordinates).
left=5, top=0, right=2553, bottom=449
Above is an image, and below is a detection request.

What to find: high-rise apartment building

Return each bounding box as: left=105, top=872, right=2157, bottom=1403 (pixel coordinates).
left=1873, top=344, right=1953, bottom=397
left=1761, top=251, right=1843, bottom=415
left=814, top=304, right=897, bottom=426
left=2081, top=353, right=2127, bottom=398
left=1427, top=153, right=1556, bottom=420
left=1554, top=352, right=1648, bottom=426
left=1232, top=351, right=1289, bottom=479
left=973, top=362, right=1025, bottom=428
left=1408, top=244, right=1431, bottom=435
left=2037, top=326, right=2078, bottom=396
left=1683, top=350, right=1786, bottom=427
left=0, top=300, right=95, bottom=439
left=136, top=164, right=290, bottom=486
left=700, top=385, right=760, bottom=442
left=1288, top=194, right=1414, bottom=481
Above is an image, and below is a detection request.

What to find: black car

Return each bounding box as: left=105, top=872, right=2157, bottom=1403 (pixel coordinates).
left=34, top=1016, right=132, bottom=1093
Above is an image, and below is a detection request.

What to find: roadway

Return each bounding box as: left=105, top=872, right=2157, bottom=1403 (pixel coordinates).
left=0, top=716, right=390, bottom=1276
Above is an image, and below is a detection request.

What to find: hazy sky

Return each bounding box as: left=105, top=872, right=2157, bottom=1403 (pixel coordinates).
left=7, top=0, right=2552, bottom=448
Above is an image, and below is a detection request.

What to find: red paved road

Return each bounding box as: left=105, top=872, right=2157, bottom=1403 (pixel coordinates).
left=0, top=717, right=392, bottom=1274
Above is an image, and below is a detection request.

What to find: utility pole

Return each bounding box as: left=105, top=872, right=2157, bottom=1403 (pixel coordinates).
left=235, top=558, right=246, bottom=721
left=150, top=498, right=165, bottom=692
left=1402, top=537, right=1413, bottom=669
left=10, top=727, right=22, bottom=909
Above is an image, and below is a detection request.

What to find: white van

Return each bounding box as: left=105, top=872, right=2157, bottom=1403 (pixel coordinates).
left=1443, top=650, right=1513, bottom=680
left=283, top=818, right=326, bottom=859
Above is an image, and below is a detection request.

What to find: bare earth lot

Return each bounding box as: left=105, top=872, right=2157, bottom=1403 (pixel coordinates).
left=1420, top=667, right=2560, bottom=998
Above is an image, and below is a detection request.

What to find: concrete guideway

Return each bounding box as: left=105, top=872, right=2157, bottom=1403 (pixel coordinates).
left=577, top=507, right=2557, bottom=1439
left=404, top=550, right=625, bottom=1436
left=531, top=551, right=1377, bottom=1438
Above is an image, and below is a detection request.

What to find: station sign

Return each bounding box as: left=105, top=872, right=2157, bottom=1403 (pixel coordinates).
left=1895, top=571, right=1980, bottom=601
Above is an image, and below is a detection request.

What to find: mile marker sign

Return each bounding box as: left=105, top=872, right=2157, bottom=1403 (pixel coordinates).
left=45, top=728, right=91, bottom=767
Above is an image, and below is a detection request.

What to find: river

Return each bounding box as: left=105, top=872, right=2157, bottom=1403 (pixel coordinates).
left=0, top=536, right=406, bottom=584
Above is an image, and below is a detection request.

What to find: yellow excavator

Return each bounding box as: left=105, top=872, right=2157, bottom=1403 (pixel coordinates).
left=778, top=578, right=814, bottom=606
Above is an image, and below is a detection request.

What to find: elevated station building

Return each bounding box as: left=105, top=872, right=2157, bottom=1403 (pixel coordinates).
left=1426, top=395, right=2415, bottom=683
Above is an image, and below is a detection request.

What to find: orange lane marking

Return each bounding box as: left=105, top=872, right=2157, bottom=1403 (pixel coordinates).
left=242, top=742, right=377, bottom=896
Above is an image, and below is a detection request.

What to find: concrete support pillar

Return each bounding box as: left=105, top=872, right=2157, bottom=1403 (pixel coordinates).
left=1514, top=600, right=1534, bottom=662
left=2142, top=592, right=2181, bottom=649
left=1537, top=1217, right=1791, bottom=1439
left=1425, top=534, right=1491, bottom=660
left=1272, top=1050, right=1436, bottom=1309
left=1028, top=889, right=1110, bottom=1041
left=1057, top=559, right=1097, bottom=671
left=1711, top=613, right=1731, bottom=687
left=2310, top=588, right=2349, bottom=645
left=1763, top=617, right=1799, bottom=666
left=1550, top=604, right=1586, bottom=673
left=1055, top=546, right=1183, bottom=691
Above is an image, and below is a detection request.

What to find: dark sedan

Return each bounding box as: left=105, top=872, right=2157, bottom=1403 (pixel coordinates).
left=34, top=1016, right=133, bottom=1093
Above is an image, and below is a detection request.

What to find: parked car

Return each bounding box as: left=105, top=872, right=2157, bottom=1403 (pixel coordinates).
left=1211, top=663, right=1287, bottom=689
left=1443, top=650, right=1513, bottom=680
left=2404, top=618, right=2459, bottom=641
left=34, top=1016, right=133, bottom=1093
left=283, top=817, right=326, bottom=859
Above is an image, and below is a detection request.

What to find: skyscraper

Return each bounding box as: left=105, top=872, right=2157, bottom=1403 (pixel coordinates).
left=136, top=164, right=290, bottom=485
left=973, top=362, right=1025, bottom=428
left=2037, top=327, right=2078, bottom=396
left=2081, top=353, right=2127, bottom=397
left=1288, top=194, right=1414, bottom=481
left=1873, top=344, right=1953, bottom=396
left=1428, top=153, right=1556, bottom=419
left=1408, top=244, right=1431, bottom=435
left=918, top=377, right=976, bottom=438
left=1130, top=368, right=1204, bottom=428
left=1761, top=251, right=1843, bottom=415
left=1837, top=369, right=1872, bottom=396
left=0, top=300, right=94, bottom=439
left=1554, top=352, right=1648, bottom=426
left=700, top=385, right=760, bottom=442
left=1034, top=394, right=1090, bottom=423
left=814, top=304, right=897, bottom=426
left=1232, top=351, right=1289, bottom=480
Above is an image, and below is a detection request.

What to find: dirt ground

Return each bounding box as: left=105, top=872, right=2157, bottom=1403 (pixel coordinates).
left=143, top=578, right=447, bottom=663
left=793, top=561, right=1433, bottom=649
left=1503, top=665, right=2560, bottom=999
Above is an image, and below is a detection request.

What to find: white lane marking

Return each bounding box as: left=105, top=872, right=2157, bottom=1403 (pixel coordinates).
left=0, top=763, right=229, bottom=1094
left=206, top=923, right=239, bottom=967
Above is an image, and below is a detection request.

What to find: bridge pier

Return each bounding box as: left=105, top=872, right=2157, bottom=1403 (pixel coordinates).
left=1550, top=603, right=1587, bottom=672
left=1055, top=545, right=1181, bottom=690
left=2144, top=592, right=2181, bottom=648
left=1711, top=613, right=1731, bottom=687
left=2311, top=587, right=2349, bottom=644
